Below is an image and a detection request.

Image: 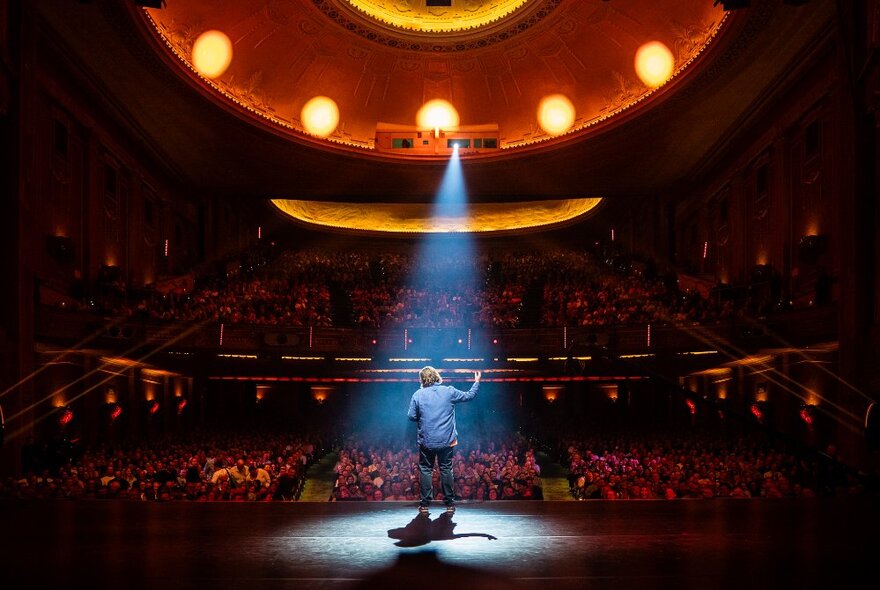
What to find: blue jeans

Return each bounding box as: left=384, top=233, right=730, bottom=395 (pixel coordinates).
left=418, top=445, right=455, bottom=506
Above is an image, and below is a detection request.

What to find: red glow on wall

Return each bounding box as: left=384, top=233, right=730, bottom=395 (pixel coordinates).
left=685, top=399, right=696, bottom=415
left=702, top=241, right=708, bottom=259
left=58, top=408, right=74, bottom=426
left=149, top=401, right=160, bottom=415
left=110, top=405, right=122, bottom=421
left=750, top=403, right=764, bottom=422
left=800, top=406, right=814, bottom=426
left=177, top=398, right=188, bottom=415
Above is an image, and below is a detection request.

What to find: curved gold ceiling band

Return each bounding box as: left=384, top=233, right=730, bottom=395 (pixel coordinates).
left=341, top=0, right=532, bottom=34
left=270, top=197, right=603, bottom=235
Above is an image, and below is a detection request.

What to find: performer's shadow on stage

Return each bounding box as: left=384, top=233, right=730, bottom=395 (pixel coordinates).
left=388, top=512, right=498, bottom=548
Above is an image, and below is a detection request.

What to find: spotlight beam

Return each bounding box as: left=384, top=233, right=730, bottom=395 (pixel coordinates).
left=434, top=142, right=468, bottom=222
left=0, top=314, right=130, bottom=400
left=668, top=319, right=864, bottom=429
left=5, top=319, right=210, bottom=432
left=7, top=319, right=190, bottom=421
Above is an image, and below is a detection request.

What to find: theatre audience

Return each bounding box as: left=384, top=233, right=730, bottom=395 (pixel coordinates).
left=1, top=433, right=318, bottom=502
left=330, top=435, right=542, bottom=502
left=2, top=427, right=863, bottom=502
left=562, top=429, right=862, bottom=500
left=80, top=243, right=744, bottom=329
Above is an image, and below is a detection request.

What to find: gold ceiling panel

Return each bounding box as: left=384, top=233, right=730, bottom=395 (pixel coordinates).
left=342, top=0, right=532, bottom=33
left=271, top=197, right=602, bottom=235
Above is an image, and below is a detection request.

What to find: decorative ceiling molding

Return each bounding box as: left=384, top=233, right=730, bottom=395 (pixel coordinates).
left=338, top=0, right=532, bottom=34
left=316, top=0, right=563, bottom=52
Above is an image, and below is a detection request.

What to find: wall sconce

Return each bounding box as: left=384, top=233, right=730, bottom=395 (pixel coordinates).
left=99, top=264, right=122, bottom=282
left=755, top=383, right=768, bottom=403
left=600, top=384, right=619, bottom=403
left=543, top=386, right=562, bottom=404
left=750, top=264, right=773, bottom=283
left=798, top=234, right=827, bottom=265
left=46, top=235, right=75, bottom=265
left=311, top=386, right=332, bottom=405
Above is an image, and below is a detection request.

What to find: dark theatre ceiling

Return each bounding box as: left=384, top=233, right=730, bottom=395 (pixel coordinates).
left=34, top=0, right=835, bottom=203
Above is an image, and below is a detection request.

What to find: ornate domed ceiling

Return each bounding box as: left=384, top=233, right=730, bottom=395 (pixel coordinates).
left=142, top=0, right=727, bottom=156
left=34, top=0, right=832, bottom=202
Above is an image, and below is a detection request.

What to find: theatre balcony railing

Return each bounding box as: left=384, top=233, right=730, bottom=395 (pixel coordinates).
left=34, top=305, right=838, bottom=359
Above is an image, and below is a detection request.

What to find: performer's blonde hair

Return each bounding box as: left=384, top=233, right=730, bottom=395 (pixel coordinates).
left=419, top=366, right=442, bottom=388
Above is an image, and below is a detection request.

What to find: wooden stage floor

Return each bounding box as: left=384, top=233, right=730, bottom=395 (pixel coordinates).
left=1, top=499, right=875, bottom=589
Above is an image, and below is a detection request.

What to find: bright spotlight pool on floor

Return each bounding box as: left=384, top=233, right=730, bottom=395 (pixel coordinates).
left=192, top=30, right=233, bottom=78
left=301, top=96, right=340, bottom=138
left=635, top=41, right=675, bottom=88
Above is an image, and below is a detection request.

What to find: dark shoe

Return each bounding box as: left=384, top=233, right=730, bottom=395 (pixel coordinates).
left=418, top=505, right=430, bottom=514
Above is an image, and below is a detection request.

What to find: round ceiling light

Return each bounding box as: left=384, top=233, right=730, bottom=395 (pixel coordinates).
left=191, top=30, right=233, bottom=79
left=634, top=41, right=675, bottom=88
left=537, top=94, right=576, bottom=136
left=301, top=96, right=340, bottom=138
left=417, top=99, right=459, bottom=134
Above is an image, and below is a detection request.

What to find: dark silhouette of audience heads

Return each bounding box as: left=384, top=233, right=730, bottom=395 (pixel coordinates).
left=387, top=512, right=498, bottom=548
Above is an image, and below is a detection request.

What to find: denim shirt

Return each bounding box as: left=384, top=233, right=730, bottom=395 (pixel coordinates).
left=407, top=382, right=479, bottom=449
